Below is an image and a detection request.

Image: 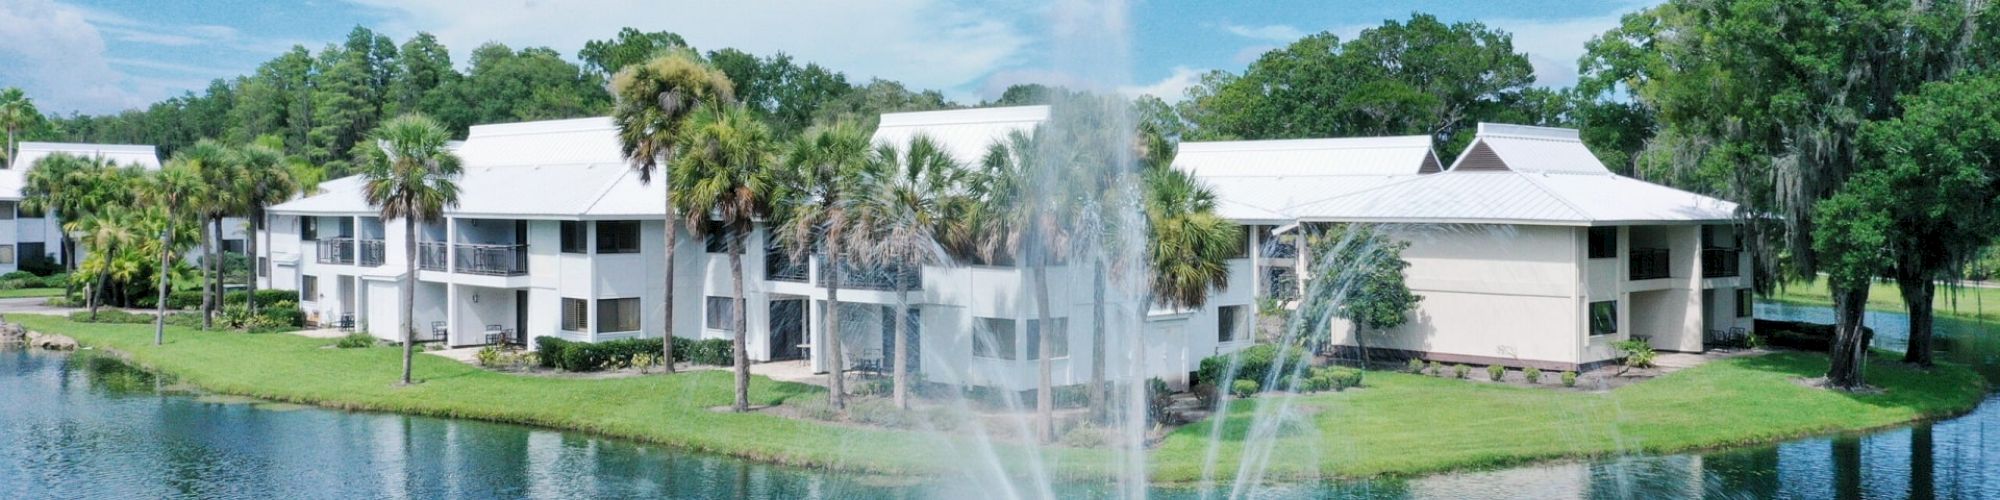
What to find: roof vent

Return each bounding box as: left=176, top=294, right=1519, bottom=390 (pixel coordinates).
left=1476, top=123, right=1580, bottom=141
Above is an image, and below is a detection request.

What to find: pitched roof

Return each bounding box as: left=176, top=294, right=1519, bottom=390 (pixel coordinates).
left=0, top=142, right=162, bottom=200
left=871, top=105, right=1048, bottom=164
left=1175, top=136, right=1439, bottom=177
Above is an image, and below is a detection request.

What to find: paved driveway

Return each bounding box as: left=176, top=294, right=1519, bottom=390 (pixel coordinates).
left=0, top=297, right=80, bottom=317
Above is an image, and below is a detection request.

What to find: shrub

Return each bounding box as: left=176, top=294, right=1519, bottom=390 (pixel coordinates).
left=1230, top=379, right=1260, bottom=398
left=18, top=255, right=62, bottom=277
left=335, top=332, right=376, bottom=348
left=1524, top=366, right=1543, bottom=384
left=1191, top=383, right=1219, bottom=409
left=221, top=289, right=300, bottom=308
left=1561, top=371, right=1578, bottom=387
left=69, top=309, right=154, bottom=324
left=849, top=400, right=917, bottom=428
left=536, top=337, right=729, bottom=372
left=475, top=346, right=503, bottom=366
left=790, top=398, right=840, bottom=421
left=678, top=338, right=734, bottom=366
left=535, top=337, right=570, bottom=368
left=163, top=312, right=204, bottom=328
left=1145, top=378, right=1175, bottom=424
left=166, top=290, right=203, bottom=310
left=1406, top=358, right=1425, bottom=373
left=0, top=271, right=37, bottom=281
left=1487, top=364, right=1506, bottom=382
left=1306, top=374, right=1334, bottom=392
left=1196, top=344, right=1310, bottom=387
left=1426, top=360, right=1442, bottom=376
left=1452, top=364, right=1469, bottom=379
left=218, top=304, right=253, bottom=329
left=41, top=273, right=69, bottom=288
left=1330, top=368, right=1363, bottom=390
left=258, top=306, right=303, bottom=328
left=1059, top=424, right=1114, bottom=448
left=1613, top=339, right=1657, bottom=373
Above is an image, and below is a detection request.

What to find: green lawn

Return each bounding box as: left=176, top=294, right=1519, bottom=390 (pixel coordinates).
left=11, top=314, right=1987, bottom=482
left=1770, top=276, right=2000, bottom=322
left=0, top=287, right=66, bottom=299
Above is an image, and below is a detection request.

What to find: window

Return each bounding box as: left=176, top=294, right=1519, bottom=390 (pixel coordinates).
left=301, top=217, right=319, bottom=241
left=561, top=221, right=587, bottom=253
left=702, top=221, right=731, bottom=253
left=1588, top=226, right=1616, bottom=259
left=705, top=296, right=736, bottom=332
left=1025, top=318, right=1069, bottom=359
left=0, top=201, right=15, bottom=220
left=1218, top=305, right=1248, bottom=343
left=561, top=298, right=589, bottom=331
left=597, top=298, right=641, bottom=333
left=258, top=257, right=269, bottom=277
left=1736, top=289, right=1753, bottom=318
left=0, top=245, right=15, bottom=264
left=596, top=220, right=640, bottom=254
left=301, top=275, right=319, bottom=301
left=973, top=317, right=1017, bottom=360
left=1589, top=301, right=1618, bottom=336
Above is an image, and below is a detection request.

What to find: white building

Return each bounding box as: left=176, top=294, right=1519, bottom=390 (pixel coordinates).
left=1179, top=123, right=1753, bottom=371
left=2, top=142, right=163, bottom=272
left=261, top=107, right=1258, bottom=390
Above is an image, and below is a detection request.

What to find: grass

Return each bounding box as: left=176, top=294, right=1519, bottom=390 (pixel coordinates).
left=12, top=314, right=1988, bottom=482
left=0, top=287, right=66, bottom=298
left=1770, top=276, right=2000, bottom=322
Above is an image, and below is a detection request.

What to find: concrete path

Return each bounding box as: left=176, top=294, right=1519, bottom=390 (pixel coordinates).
left=0, top=297, right=81, bottom=316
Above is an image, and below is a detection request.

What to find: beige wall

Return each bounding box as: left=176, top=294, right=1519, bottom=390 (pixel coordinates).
left=1329, top=224, right=1584, bottom=366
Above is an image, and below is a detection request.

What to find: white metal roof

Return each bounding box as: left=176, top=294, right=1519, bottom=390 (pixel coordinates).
left=1198, top=175, right=1410, bottom=224
left=1448, top=123, right=1611, bottom=174
left=1, top=142, right=162, bottom=200
left=453, top=117, right=625, bottom=167
left=871, top=105, right=1048, bottom=165
left=1174, top=136, right=1437, bottom=177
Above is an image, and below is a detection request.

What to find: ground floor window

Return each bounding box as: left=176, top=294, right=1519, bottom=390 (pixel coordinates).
left=1589, top=300, right=1618, bottom=336
left=561, top=298, right=588, bottom=331
left=597, top=297, right=640, bottom=333
left=1218, top=305, right=1247, bottom=342
left=301, top=275, right=318, bottom=301
left=0, top=244, right=15, bottom=265
left=1735, top=289, right=1752, bottom=318
left=1025, top=318, right=1068, bottom=359
left=705, top=296, right=736, bottom=332
left=973, top=317, right=1016, bottom=360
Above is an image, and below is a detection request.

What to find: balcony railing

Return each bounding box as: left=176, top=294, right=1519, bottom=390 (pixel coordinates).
left=454, top=243, right=528, bottom=276
left=820, top=260, right=920, bottom=291
left=1701, top=248, right=1740, bottom=278
left=765, top=249, right=809, bottom=282
left=358, top=239, right=386, bottom=267
left=1261, top=241, right=1298, bottom=260
left=1264, top=267, right=1299, bottom=301
left=418, top=242, right=448, bottom=271
left=1629, top=248, right=1671, bottom=280
left=316, top=238, right=355, bottom=265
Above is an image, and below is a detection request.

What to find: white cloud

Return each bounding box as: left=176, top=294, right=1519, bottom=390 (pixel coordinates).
left=1118, top=65, right=1203, bottom=102
left=1221, top=23, right=1303, bottom=42
left=1480, top=13, right=1634, bottom=88
left=0, top=0, right=150, bottom=113
left=347, top=0, right=1031, bottom=98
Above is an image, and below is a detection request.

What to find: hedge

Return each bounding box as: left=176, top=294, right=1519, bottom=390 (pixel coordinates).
left=165, top=289, right=299, bottom=310
left=1197, top=343, right=1311, bottom=387
left=534, top=336, right=734, bottom=372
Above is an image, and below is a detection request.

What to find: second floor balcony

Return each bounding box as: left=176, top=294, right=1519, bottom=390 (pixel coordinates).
left=765, top=249, right=809, bottom=283
left=358, top=239, right=386, bottom=267
left=1702, top=248, right=1740, bottom=278
left=454, top=243, right=528, bottom=276
left=418, top=242, right=448, bottom=271
left=316, top=238, right=355, bottom=265
left=1629, top=248, right=1671, bottom=280
left=819, top=259, right=921, bottom=291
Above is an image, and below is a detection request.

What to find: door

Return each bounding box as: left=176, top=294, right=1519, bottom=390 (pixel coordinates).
left=881, top=306, right=921, bottom=374
left=514, top=290, right=529, bottom=345
left=768, top=299, right=806, bottom=360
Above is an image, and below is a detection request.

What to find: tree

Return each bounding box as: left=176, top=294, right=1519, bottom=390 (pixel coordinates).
left=1300, top=224, right=1421, bottom=366
left=854, top=134, right=961, bottom=409
left=171, top=140, right=239, bottom=330
left=311, top=27, right=399, bottom=165
left=143, top=161, right=208, bottom=346
left=237, top=142, right=298, bottom=315
left=69, top=207, right=139, bottom=320
left=358, top=114, right=462, bottom=386
left=1178, top=13, right=1535, bottom=156
left=579, top=27, right=690, bottom=77
left=672, top=104, right=776, bottom=412
left=611, top=49, right=736, bottom=375
left=0, top=87, right=41, bottom=168
left=771, top=121, right=878, bottom=409
left=708, top=49, right=854, bottom=135
left=1134, top=164, right=1237, bottom=404
left=21, top=152, right=119, bottom=270
left=972, top=129, right=1079, bottom=443
left=389, top=33, right=457, bottom=118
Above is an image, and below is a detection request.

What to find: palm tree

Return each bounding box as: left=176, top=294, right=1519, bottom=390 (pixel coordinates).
left=22, top=153, right=112, bottom=271
left=672, top=104, right=775, bottom=412
left=0, top=88, right=40, bottom=168
left=173, top=140, right=240, bottom=329
left=1133, top=166, right=1238, bottom=393
left=359, top=114, right=462, bottom=386
left=974, top=129, right=1077, bottom=443
left=853, top=134, right=962, bottom=409
left=237, top=143, right=298, bottom=314
left=771, top=121, right=878, bottom=409
left=611, top=49, right=736, bottom=373
left=68, top=207, right=140, bottom=320
left=143, top=161, right=209, bottom=346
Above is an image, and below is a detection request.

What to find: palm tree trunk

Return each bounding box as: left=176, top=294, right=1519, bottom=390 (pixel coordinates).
left=89, top=255, right=110, bottom=321
left=891, top=269, right=910, bottom=409
left=247, top=208, right=260, bottom=315
left=212, top=216, right=225, bottom=317
left=401, top=216, right=417, bottom=385
left=730, top=225, right=750, bottom=412
left=1089, top=258, right=1106, bottom=422
left=199, top=216, right=213, bottom=329
left=825, top=240, right=846, bottom=409
left=1033, top=259, right=1055, bottom=444
left=661, top=198, right=677, bottom=373
left=154, top=223, right=172, bottom=346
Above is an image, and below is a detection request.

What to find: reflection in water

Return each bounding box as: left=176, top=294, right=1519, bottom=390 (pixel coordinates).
left=2, top=302, right=1995, bottom=499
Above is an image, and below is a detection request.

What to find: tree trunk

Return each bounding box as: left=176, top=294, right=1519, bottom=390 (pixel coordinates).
left=1827, top=285, right=1871, bottom=390
left=1895, top=266, right=1935, bottom=367
left=730, top=225, right=750, bottom=412
left=401, top=217, right=417, bottom=385
left=154, top=222, right=172, bottom=346
left=661, top=197, right=677, bottom=373
left=825, top=239, right=846, bottom=409
left=892, top=270, right=911, bottom=409
left=199, top=216, right=213, bottom=329
left=89, top=259, right=110, bottom=321
left=212, top=216, right=225, bottom=317
left=1089, top=258, right=1106, bottom=422
left=1033, top=259, right=1055, bottom=444
left=248, top=208, right=260, bottom=315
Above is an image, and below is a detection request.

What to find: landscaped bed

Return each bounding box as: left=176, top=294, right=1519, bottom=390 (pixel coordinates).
left=9, top=313, right=1986, bottom=483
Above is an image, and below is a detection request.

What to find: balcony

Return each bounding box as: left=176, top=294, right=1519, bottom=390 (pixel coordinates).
left=358, top=239, right=386, bottom=267
left=1260, top=241, right=1298, bottom=260
left=316, top=238, right=355, bottom=265
left=454, top=243, right=528, bottom=276
left=820, top=260, right=920, bottom=291
left=765, top=248, right=809, bottom=282
left=418, top=242, right=448, bottom=271
left=1702, top=248, right=1740, bottom=278
left=1629, top=248, right=1671, bottom=280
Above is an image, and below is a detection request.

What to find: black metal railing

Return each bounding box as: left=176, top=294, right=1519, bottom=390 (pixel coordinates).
left=418, top=242, right=448, bottom=271
left=1261, top=241, right=1298, bottom=259
left=765, top=249, right=810, bottom=282
left=1629, top=248, right=1671, bottom=280
left=1264, top=267, right=1299, bottom=301
left=820, top=259, right=920, bottom=291
left=358, top=239, right=386, bottom=267
left=1701, top=248, right=1740, bottom=278
left=454, top=243, right=528, bottom=276
left=317, top=238, right=355, bottom=265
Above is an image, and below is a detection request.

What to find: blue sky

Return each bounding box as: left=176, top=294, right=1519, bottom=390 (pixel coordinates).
left=0, top=0, right=1652, bottom=115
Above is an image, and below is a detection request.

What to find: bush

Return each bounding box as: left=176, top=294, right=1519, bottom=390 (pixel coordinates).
left=1561, top=371, right=1578, bottom=387
left=258, top=305, right=303, bottom=328
left=678, top=338, right=734, bottom=366
left=163, top=312, right=203, bottom=328
left=1487, top=364, right=1506, bottom=382
left=1331, top=368, right=1363, bottom=390
left=1305, top=374, right=1334, bottom=392
left=18, top=254, right=62, bottom=277
left=790, top=398, right=841, bottom=421
left=1059, top=424, right=1114, bottom=448
left=1524, top=366, right=1543, bottom=384
left=218, top=304, right=253, bottom=329
left=1191, top=383, right=1219, bottom=409
left=1406, top=358, right=1425, bottom=373
left=1145, top=378, right=1175, bottom=424
left=475, top=346, right=503, bottom=367
left=165, top=290, right=202, bottom=310
left=1613, top=339, right=1658, bottom=373
left=335, top=332, right=376, bottom=348
left=536, top=336, right=731, bottom=372
left=1230, top=379, right=1260, bottom=398
left=69, top=309, right=155, bottom=324
left=1426, top=360, right=1442, bottom=376
left=1196, top=344, right=1310, bottom=387
left=1452, top=364, right=1469, bottom=379
left=849, top=400, right=918, bottom=429
left=1, top=271, right=37, bottom=281
left=41, top=273, right=69, bottom=288
left=222, top=289, right=300, bottom=308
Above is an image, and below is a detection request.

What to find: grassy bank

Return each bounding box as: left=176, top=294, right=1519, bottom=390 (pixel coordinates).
left=0, top=287, right=65, bottom=298
left=1770, top=277, right=2000, bottom=322
left=12, top=314, right=1987, bottom=482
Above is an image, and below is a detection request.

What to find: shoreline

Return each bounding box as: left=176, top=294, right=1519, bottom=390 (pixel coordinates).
left=11, top=313, right=1988, bottom=484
